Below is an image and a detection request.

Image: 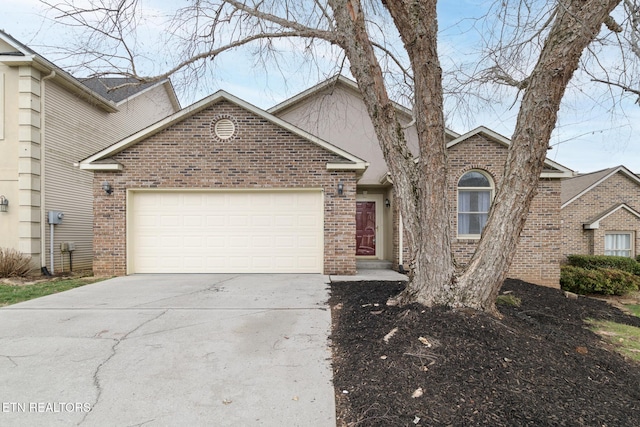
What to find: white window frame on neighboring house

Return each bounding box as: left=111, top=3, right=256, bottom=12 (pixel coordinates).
left=604, top=232, right=634, bottom=257
left=457, top=170, right=494, bottom=239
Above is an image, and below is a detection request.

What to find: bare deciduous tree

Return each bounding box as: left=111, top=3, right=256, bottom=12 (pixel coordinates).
left=42, top=0, right=640, bottom=314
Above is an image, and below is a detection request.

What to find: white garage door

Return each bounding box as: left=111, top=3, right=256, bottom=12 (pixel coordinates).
left=128, top=190, right=324, bottom=273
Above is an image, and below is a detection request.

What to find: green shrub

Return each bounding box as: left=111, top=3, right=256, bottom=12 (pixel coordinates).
left=560, top=265, right=640, bottom=296
left=566, top=254, right=640, bottom=275
left=0, top=248, right=33, bottom=278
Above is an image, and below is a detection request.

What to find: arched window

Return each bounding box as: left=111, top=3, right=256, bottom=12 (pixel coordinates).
left=457, top=170, right=494, bottom=238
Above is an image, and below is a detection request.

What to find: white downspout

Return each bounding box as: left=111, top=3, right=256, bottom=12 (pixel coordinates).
left=41, top=70, right=56, bottom=272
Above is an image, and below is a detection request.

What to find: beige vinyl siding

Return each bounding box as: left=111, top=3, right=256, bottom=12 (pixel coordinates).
left=0, top=65, right=20, bottom=251
left=43, top=81, right=178, bottom=272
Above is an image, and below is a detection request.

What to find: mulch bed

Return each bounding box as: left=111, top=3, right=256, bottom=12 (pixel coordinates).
left=329, top=279, right=640, bottom=426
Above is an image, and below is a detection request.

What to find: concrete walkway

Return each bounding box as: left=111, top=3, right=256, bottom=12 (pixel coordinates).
left=329, top=268, right=408, bottom=282
left=0, top=274, right=335, bottom=426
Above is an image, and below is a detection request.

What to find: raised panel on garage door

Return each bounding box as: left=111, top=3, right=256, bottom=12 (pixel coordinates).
left=129, top=190, right=323, bottom=273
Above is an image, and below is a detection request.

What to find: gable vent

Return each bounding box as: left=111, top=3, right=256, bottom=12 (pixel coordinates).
left=214, top=118, right=236, bottom=140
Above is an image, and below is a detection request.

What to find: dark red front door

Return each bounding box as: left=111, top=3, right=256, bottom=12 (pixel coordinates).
left=356, top=201, right=376, bottom=256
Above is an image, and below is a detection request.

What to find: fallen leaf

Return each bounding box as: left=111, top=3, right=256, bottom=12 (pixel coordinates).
left=576, top=346, right=588, bottom=354
left=342, top=390, right=349, bottom=394
left=292, top=396, right=299, bottom=401
left=418, top=336, right=432, bottom=347
left=222, top=399, right=232, bottom=405
left=383, top=327, right=399, bottom=343
left=413, top=415, right=421, bottom=424
left=411, top=387, right=424, bottom=398
left=370, top=310, right=384, bottom=315
left=380, top=355, right=387, bottom=360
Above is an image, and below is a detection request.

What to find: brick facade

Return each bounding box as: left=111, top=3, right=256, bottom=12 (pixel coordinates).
left=92, top=100, right=357, bottom=276
left=561, top=172, right=640, bottom=259
left=392, top=134, right=562, bottom=287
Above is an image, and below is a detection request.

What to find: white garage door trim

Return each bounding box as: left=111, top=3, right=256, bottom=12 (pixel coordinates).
left=127, top=189, right=324, bottom=274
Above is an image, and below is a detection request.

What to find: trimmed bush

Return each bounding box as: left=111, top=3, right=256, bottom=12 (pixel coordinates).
left=566, top=254, right=640, bottom=276
left=0, top=248, right=33, bottom=278
left=560, top=265, right=640, bottom=296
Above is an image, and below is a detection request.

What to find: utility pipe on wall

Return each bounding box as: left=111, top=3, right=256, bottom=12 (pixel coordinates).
left=40, top=70, right=56, bottom=272
left=50, top=223, right=54, bottom=274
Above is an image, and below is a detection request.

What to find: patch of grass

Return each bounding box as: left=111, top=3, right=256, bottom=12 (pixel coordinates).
left=496, top=294, right=521, bottom=307
left=0, top=277, right=104, bottom=307
left=588, top=319, right=640, bottom=363
left=626, top=304, right=640, bottom=317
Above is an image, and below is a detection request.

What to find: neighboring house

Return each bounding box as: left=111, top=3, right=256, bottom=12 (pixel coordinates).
left=561, top=165, right=640, bottom=259
left=0, top=30, right=180, bottom=273
left=80, top=76, right=573, bottom=287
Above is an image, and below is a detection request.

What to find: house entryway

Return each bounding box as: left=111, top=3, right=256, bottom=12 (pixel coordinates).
left=356, top=201, right=376, bottom=256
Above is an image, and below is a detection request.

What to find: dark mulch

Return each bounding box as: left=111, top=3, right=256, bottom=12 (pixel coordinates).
left=329, top=279, right=640, bottom=427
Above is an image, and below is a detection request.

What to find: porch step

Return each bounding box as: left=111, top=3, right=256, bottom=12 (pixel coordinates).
left=356, top=260, right=394, bottom=270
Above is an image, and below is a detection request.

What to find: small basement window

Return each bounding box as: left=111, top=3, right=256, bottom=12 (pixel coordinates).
left=604, top=232, right=634, bottom=257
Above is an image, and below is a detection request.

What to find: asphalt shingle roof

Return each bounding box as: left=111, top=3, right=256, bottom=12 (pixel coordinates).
left=80, top=77, right=159, bottom=103
left=560, top=167, right=618, bottom=205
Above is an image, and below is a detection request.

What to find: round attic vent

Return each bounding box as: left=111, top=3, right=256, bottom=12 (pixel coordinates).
left=214, top=118, right=236, bottom=140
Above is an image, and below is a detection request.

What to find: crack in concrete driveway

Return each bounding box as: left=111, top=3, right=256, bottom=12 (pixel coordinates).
left=81, top=310, right=169, bottom=425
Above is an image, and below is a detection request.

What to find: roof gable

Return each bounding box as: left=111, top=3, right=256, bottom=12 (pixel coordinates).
left=80, top=78, right=180, bottom=109
left=582, top=203, right=640, bottom=229
left=445, top=126, right=574, bottom=178
left=269, top=74, right=461, bottom=141
left=561, top=165, right=640, bottom=208
left=78, top=90, right=368, bottom=172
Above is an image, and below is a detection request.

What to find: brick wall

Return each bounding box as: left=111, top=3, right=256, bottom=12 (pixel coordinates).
left=439, top=134, right=561, bottom=287
left=93, top=100, right=357, bottom=276
left=561, top=172, right=640, bottom=259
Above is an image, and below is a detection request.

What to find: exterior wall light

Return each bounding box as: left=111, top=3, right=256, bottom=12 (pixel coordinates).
left=385, top=198, right=391, bottom=208
left=337, top=181, right=344, bottom=195
left=101, top=181, right=113, bottom=195
left=0, top=195, right=8, bottom=212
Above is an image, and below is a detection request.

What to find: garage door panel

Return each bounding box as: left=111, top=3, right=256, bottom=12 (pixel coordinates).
left=130, top=191, right=323, bottom=273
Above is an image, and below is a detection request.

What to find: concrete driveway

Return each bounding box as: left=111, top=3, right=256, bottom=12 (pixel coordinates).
left=0, top=274, right=335, bottom=426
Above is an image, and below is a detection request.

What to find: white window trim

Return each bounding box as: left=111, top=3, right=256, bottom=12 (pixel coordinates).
left=457, top=170, right=494, bottom=240
left=604, top=231, right=635, bottom=258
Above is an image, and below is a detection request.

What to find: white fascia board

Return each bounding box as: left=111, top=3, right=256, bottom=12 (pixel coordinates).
left=78, top=162, right=123, bottom=171
left=541, top=170, right=573, bottom=179
left=326, top=162, right=368, bottom=171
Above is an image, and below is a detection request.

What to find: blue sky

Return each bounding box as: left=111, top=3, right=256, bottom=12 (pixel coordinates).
left=4, top=0, right=639, bottom=174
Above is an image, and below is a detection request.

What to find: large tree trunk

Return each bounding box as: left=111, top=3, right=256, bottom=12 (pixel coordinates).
left=454, top=0, right=622, bottom=315
left=331, top=0, right=621, bottom=315
left=329, top=0, right=456, bottom=298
